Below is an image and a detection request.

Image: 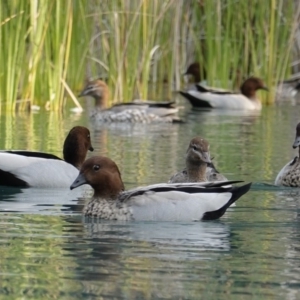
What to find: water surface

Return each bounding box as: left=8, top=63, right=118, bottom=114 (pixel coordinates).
left=1, top=98, right=300, bottom=299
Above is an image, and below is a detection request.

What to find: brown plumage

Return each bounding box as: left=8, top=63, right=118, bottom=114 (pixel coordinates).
left=78, top=79, right=181, bottom=123
left=169, top=137, right=227, bottom=183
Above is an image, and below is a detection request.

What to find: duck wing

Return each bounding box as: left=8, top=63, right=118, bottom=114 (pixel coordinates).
left=179, top=90, right=214, bottom=108
left=112, top=100, right=176, bottom=108
left=120, top=182, right=251, bottom=221
left=274, top=156, right=299, bottom=186
left=132, top=100, right=177, bottom=108
left=206, top=161, right=228, bottom=181
left=179, top=90, right=254, bottom=109
left=111, top=101, right=178, bottom=117
left=2, top=150, right=62, bottom=160
left=196, top=84, right=235, bottom=95
left=0, top=152, right=77, bottom=187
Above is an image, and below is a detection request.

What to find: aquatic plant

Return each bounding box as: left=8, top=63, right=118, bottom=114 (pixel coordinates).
left=0, top=0, right=298, bottom=111
left=188, top=0, right=299, bottom=104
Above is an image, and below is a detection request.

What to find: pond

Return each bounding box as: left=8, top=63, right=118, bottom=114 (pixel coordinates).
left=1, top=96, right=300, bottom=299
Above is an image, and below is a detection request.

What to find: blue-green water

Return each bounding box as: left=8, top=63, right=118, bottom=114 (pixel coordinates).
left=1, top=98, right=300, bottom=299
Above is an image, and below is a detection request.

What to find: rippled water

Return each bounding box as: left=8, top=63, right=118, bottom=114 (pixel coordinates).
left=1, top=97, right=300, bottom=299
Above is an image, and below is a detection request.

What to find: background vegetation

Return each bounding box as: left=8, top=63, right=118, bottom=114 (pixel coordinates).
left=0, top=0, right=299, bottom=111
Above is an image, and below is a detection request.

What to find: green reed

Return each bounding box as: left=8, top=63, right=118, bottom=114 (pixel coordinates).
left=0, top=0, right=298, bottom=110
left=0, top=1, right=27, bottom=112
left=191, top=0, right=298, bottom=103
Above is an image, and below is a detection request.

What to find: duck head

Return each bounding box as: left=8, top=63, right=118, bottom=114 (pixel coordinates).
left=63, top=126, right=94, bottom=169
left=70, top=156, right=125, bottom=198
left=78, top=79, right=110, bottom=110
left=184, top=62, right=206, bottom=83
left=240, top=77, right=268, bottom=99
left=186, top=137, right=211, bottom=164
left=293, top=123, right=300, bottom=152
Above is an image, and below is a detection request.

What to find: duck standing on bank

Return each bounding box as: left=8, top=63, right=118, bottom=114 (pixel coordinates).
left=275, top=122, right=300, bottom=187
left=0, top=126, right=94, bottom=188
left=169, top=136, right=228, bottom=183
left=78, top=79, right=181, bottom=123
left=70, top=156, right=251, bottom=221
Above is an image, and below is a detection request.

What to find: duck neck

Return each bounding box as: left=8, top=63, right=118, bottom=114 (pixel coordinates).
left=93, top=190, right=121, bottom=199
left=193, top=72, right=201, bottom=83
left=63, top=140, right=86, bottom=169
left=94, top=95, right=108, bottom=110
left=240, top=82, right=257, bottom=100
left=186, top=160, right=207, bottom=182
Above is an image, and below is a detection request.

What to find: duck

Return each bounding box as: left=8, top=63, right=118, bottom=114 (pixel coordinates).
left=78, top=79, right=181, bottom=123
left=183, top=62, right=243, bottom=91
left=0, top=126, right=94, bottom=188
left=169, top=137, right=228, bottom=183
left=180, top=77, right=268, bottom=110
left=276, top=79, right=300, bottom=101
left=184, top=62, right=207, bottom=83
left=70, top=156, right=251, bottom=221
left=275, top=122, right=300, bottom=187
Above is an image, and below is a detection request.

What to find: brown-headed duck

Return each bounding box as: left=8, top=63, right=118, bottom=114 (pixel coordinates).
left=180, top=77, right=268, bottom=110
left=70, top=156, right=251, bottom=221
left=0, top=126, right=94, bottom=188
left=78, top=79, right=181, bottom=123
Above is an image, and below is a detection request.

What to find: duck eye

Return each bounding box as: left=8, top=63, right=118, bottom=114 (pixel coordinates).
left=93, top=165, right=100, bottom=171
left=192, top=146, right=197, bottom=151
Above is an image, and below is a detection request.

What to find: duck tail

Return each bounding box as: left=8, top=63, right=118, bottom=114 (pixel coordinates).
left=171, top=117, right=185, bottom=124
left=195, top=84, right=210, bottom=92
left=178, top=91, right=213, bottom=108
left=201, top=182, right=252, bottom=221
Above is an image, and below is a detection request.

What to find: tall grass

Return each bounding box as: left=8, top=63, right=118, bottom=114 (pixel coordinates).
left=0, top=0, right=91, bottom=111
left=0, top=0, right=299, bottom=111
left=189, top=0, right=299, bottom=103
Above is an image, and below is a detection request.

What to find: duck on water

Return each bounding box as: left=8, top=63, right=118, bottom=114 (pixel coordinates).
left=70, top=156, right=251, bottom=221
left=275, top=122, right=300, bottom=187
left=0, top=126, right=93, bottom=188
left=180, top=76, right=268, bottom=110
left=78, top=79, right=181, bottom=123
left=169, top=136, right=228, bottom=183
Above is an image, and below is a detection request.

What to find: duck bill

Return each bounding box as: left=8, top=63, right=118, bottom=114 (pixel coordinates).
left=293, top=136, right=300, bottom=149
left=261, top=86, right=269, bottom=92
left=78, top=89, right=88, bottom=97
left=70, top=173, right=87, bottom=190
left=89, top=146, right=94, bottom=152
left=202, top=152, right=211, bottom=164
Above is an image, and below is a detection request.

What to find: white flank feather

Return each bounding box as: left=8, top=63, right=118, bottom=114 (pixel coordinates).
left=186, top=90, right=261, bottom=110
left=0, top=153, right=78, bottom=187
left=129, top=191, right=232, bottom=221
